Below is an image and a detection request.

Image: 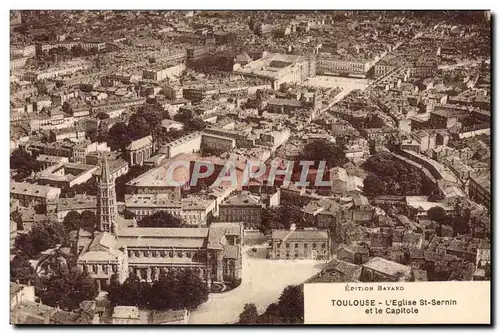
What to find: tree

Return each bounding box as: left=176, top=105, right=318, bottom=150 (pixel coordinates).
left=85, top=122, right=99, bottom=142
left=276, top=285, right=304, bottom=323
left=11, top=254, right=37, bottom=285
left=363, top=174, right=386, bottom=196
left=296, top=139, right=347, bottom=170
left=247, top=284, right=305, bottom=324
left=239, top=303, right=259, bottom=324
left=137, top=211, right=184, bottom=228
left=63, top=211, right=82, bottom=232
left=72, top=178, right=97, bottom=196
left=109, top=273, right=143, bottom=307
left=176, top=269, right=209, bottom=310
left=126, top=105, right=164, bottom=141
left=362, top=153, right=439, bottom=196
left=15, top=220, right=69, bottom=258
left=427, top=206, right=447, bottom=222
left=81, top=210, right=97, bottom=229
left=10, top=148, right=41, bottom=181
left=11, top=211, right=23, bottom=231
left=38, top=267, right=98, bottom=311
left=173, top=108, right=206, bottom=132
left=127, top=113, right=152, bottom=140
left=260, top=205, right=303, bottom=235
left=96, top=121, right=109, bottom=143
left=96, top=112, right=110, bottom=120
left=107, top=122, right=131, bottom=151
left=149, top=271, right=179, bottom=310
left=122, top=209, right=136, bottom=219
left=107, top=274, right=123, bottom=306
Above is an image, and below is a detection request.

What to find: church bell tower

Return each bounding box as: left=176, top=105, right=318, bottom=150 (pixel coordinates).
left=97, top=156, right=118, bottom=234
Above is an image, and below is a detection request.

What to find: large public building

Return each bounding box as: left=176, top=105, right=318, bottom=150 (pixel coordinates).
left=77, top=157, right=244, bottom=290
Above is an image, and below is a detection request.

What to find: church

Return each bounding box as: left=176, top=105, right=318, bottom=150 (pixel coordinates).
left=76, top=157, right=243, bottom=291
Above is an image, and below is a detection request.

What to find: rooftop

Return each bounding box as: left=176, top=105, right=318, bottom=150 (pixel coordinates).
left=272, top=229, right=329, bottom=241
left=362, top=257, right=411, bottom=277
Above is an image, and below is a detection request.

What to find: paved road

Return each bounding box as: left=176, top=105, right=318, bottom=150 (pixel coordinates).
left=187, top=246, right=327, bottom=324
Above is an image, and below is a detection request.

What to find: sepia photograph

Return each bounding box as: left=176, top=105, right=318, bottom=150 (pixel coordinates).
left=9, top=9, right=491, bottom=325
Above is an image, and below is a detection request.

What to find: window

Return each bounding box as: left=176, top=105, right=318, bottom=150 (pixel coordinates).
left=286, top=243, right=290, bottom=248
left=92, top=265, right=98, bottom=273
left=304, top=243, right=308, bottom=248
left=169, top=251, right=173, bottom=258
left=322, top=243, right=326, bottom=249
left=178, top=251, right=183, bottom=258
left=313, top=243, right=317, bottom=249
left=286, top=252, right=290, bottom=258
left=295, top=243, right=298, bottom=248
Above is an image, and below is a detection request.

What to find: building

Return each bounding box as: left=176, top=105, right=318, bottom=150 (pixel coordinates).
left=159, top=132, right=202, bottom=159
left=469, top=173, right=490, bottom=212
left=10, top=181, right=61, bottom=207
left=77, top=232, right=129, bottom=290
left=233, top=52, right=311, bottom=89
left=428, top=109, right=461, bottom=129
left=218, top=192, right=263, bottom=229
left=97, top=157, right=118, bottom=233
left=117, top=222, right=243, bottom=285
left=72, top=141, right=110, bottom=164
left=91, top=158, right=129, bottom=181
left=476, top=239, right=491, bottom=268
left=200, top=133, right=236, bottom=154
left=56, top=195, right=97, bottom=222
left=329, top=167, right=364, bottom=194
left=36, top=155, right=69, bottom=169
left=143, top=63, right=185, bottom=81
left=11, top=282, right=99, bottom=324
left=37, top=162, right=98, bottom=191
left=270, top=229, right=330, bottom=260
left=125, top=135, right=155, bottom=167
left=124, top=193, right=215, bottom=226
left=112, top=306, right=140, bottom=325
left=151, top=309, right=189, bottom=324
left=316, top=54, right=371, bottom=78
left=37, top=41, right=106, bottom=54
left=360, top=257, right=412, bottom=282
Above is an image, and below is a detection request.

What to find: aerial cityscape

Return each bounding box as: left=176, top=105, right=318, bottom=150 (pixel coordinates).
left=10, top=10, right=491, bottom=325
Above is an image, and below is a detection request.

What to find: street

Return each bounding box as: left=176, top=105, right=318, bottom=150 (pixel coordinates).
left=187, top=245, right=327, bottom=324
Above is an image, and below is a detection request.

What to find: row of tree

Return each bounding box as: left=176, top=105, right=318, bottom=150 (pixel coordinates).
left=108, top=269, right=209, bottom=311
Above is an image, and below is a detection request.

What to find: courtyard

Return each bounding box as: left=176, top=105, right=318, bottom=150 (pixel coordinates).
left=187, top=244, right=327, bottom=324
left=303, top=75, right=370, bottom=93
